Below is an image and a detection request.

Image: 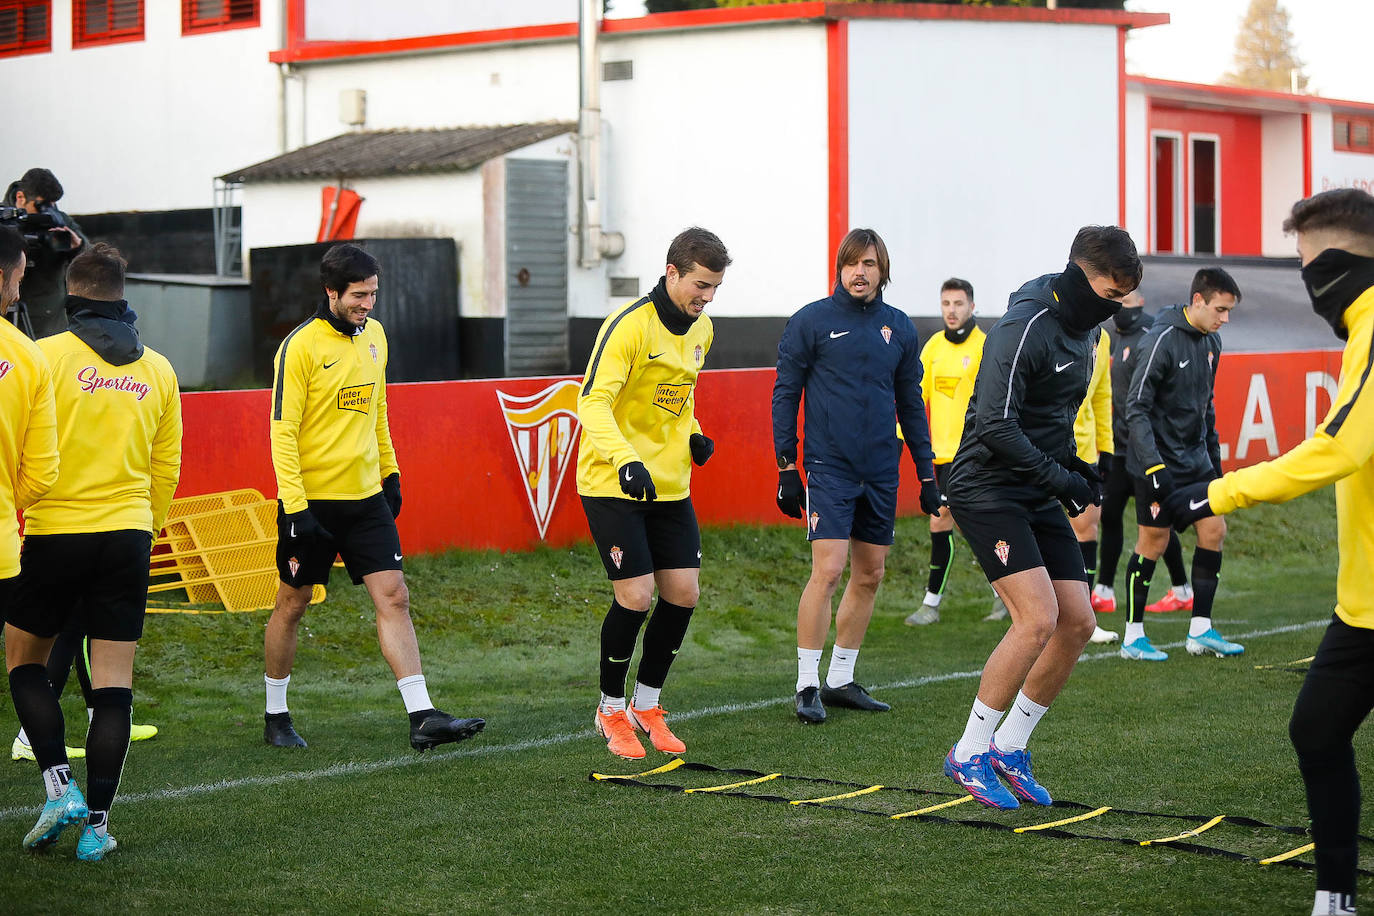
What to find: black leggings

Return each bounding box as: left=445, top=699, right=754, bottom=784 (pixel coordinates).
left=1289, top=615, right=1374, bottom=895
left=1098, top=455, right=1187, bottom=589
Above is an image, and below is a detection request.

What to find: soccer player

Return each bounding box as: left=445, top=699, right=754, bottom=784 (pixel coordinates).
left=577, top=227, right=728, bottom=760
left=5, top=242, right=180, bottom=860
left=264, top=243, right=483, bottom=751
left=1118, top=268, right=1241, bottom=662
left=1068, top=325, right=1120, bottom=645
left=773, top=228, right=942, bottom=724
left=943, top=226, right=1139, bottom=809
left=1167, top=189, right=1374, bottom=916
left=1093, top=290, right=1192, bottom=614
left=905, top=277, right=983, bottom=627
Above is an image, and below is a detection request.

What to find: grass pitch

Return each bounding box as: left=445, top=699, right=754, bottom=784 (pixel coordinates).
left=0, top=488, right=1366, bottom=914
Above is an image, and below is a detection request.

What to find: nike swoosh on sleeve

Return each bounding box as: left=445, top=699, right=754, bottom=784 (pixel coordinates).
left=1189, top=498, right=1210, bottom=510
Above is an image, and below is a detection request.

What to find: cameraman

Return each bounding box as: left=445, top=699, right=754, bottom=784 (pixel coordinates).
left=3, top=168, right=85, bottom=338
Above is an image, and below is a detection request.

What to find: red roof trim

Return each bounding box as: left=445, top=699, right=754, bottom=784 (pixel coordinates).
left=271, top=2, right=1168, bottom=65
left=1128, top=75, right=1374, bottom=115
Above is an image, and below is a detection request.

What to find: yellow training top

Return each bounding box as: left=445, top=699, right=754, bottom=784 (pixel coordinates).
left=1209, top=287, right=1374, bottom=629
left=920, top=325, right=985, bottom=464
left=25, top=332, right=181, bottom=536
left=0, top=319, right=58, bottom=576
left=1074, top=329, right=1114, bottom=462
left=270, top=308, right=399, bottom=514
left=577, top=291, right=711, bottom=501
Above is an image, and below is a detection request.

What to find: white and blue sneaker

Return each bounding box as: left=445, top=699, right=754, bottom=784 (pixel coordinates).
left=944, top=746, right=1019, bottom=810
left=1119, top=636, right=1168, bottom=661
left=1187, top=628, right=1245, bottom=657
left=988, top=743, right=1053, bottom=806
left=23, top=784, right=88, bottom=850
left=75, top=826, right=117, bottom=862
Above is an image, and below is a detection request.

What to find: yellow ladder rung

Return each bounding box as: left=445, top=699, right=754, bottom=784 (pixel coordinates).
left=1260, top=842, right=1315, bottom=865
left=1141, top=815, right=1227, bottom=846
left=790, top=785, right=883, bottom=805
left=891, top=795, right=976, bottom=819
left=591, top=758, right=685, bottom=781
left=685, top=774, right=780, bottom=794
left=1015, top=806, right=1112, bottom=833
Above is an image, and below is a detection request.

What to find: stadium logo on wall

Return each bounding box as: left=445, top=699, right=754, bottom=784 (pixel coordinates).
left=497, top=380, right=582, bottom=539
left=609, top=545, right=624, bottom=570
left=880, top=325, right=892, bottom=344
left=994, top=539, right=1010, bottom=566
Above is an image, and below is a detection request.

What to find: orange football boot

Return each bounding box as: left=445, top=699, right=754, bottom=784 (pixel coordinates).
left=627, top=705, right=686, bottom=754
left=1146, top=588, right=1194, bottom=613
left=595, top=707, right=645, bottom=759
left=1090, top=592, right=1116, bottom=613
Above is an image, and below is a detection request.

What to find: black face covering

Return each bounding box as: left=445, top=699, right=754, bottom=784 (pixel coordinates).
left=1113, top=305, right=1146, bottom=334
left=1051, top=262, right=1123, bottom=333
left=944, top=314, right=976, bottom=344
left=1300, top=248, right=1374, bottom=341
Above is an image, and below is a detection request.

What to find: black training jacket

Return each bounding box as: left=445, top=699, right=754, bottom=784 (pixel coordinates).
left=1108, top=308, right=1154, bottom=448
left=1124, top=304, right=1222, bottom=480
left=947, top=273, right=1103, bottom=509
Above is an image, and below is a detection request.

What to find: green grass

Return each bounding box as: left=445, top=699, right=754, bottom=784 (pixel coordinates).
left=0, top=489, right=1366, bottom=914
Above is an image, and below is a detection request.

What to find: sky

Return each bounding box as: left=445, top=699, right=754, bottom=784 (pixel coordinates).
left=607, top=1, right=1373, bottom=104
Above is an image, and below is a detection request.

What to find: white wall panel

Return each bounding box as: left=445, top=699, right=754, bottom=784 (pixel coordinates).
left=1124, top=89, right=1148, bottom=251
left=305, top=0, right=570, bottom=43
left=1312, top=110, right=1374, bottom=195
left=1261, top=113, right=1303, bottom=257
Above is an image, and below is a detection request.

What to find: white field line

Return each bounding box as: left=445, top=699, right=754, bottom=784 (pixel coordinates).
left=0, top=618, right=1325, bottom=822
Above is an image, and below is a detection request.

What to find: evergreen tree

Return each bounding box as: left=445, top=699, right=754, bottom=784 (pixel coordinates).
left=1223, top=0, right=1308, bottom=93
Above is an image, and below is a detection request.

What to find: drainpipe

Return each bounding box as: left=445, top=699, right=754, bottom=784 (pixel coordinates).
left=578, top=0, right=624, bottom=267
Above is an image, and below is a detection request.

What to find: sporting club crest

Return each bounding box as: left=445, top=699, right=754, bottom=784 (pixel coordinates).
left=288, top=557, right=300, bottom=578
left=609, top=545, right=624, bottom=570
left=1123, top=346, right=1131, bottom=362
left=369, top=342, right=378, bottom=362
left=496, top=379, right=582, bottom=539
left=962, top=356, right=971, bottom=369
left=1150, top=501, right=1161, bottom=519
left=994, top=539, right=1010, bottom=566
left=880, top=325, right=892, bottom=344
left=809, top=511, right=820, bottom=532
left=693, top=344, right=704, bottom=366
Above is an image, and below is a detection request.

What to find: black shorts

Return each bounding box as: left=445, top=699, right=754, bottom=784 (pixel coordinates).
left=581, top=496, right=700, bottom=580
left=277, top=493, right=403, bottom=587
left=935, top=463, right=952, bottom=496
left=949, top=501, right=1087, bottom=583
left=804, top=470, right=897, bottom=545
left=1133, top=471, right=1211, bottom=529
left=7, top=531, right=154, bottom=642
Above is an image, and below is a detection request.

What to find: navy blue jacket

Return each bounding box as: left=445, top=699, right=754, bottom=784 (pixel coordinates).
left=771, top=284, right=935, bottom=484
left=947, top=273, right=1103, bottom=509
left=1125, top=304, right=1223, bottom=481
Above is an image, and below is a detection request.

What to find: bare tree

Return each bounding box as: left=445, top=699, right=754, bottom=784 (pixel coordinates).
left=1223, top=0, right=1308, bottom=93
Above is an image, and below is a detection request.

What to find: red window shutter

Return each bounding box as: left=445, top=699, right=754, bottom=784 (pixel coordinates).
left=0, top=1, right=51, bottom=58
left=182, top=0, right=258, bottom=34
left=73, top=0, right=143, bottom=47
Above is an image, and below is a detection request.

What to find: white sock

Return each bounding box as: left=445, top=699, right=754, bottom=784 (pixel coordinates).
left=631, top=682, right=661, bottom=710
left=1173, top=583, right=1193, bottom=600
left=1126, top=622, right=1146, bottom=643
left=993, top=690, right=1050, bottom=753
left=796, top=647, right=822, bottom=692
left=1312, top=890, right=1356, bottom=915
left=826, top=645, right=859, bottom=689
left=264, top=674, right=290, bottom=714
left=1188, top=616, right=1212, bottom=638
left=923, top=590, right=943, bottom=608
left=396, top=674, right=433, bottom=714
left=1093, top=584, right=1114, bottom=600
left=599, top=693, right=626, bottom=714
left=953, top=698, right=1003, bottom=762
left=16, top=728, right=28, bottom=747
left=41, top=764, right=71, bottom=802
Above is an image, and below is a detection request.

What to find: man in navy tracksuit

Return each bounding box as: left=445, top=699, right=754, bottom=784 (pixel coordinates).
left=942, top=226, right=1141, bottom=809
left=772, top=228, right=942, bottom=724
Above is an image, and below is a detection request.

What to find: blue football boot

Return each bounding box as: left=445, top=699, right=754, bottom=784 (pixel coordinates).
left=988, top=743, right=1053, bottom=806
left=23, top=784, right=88, bottom=850
left=944, top=746, right=1019, bottom=810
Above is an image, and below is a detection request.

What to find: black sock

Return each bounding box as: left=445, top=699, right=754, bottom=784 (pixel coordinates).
left=1163, top=531, right=1189, bottom=588
left=74, top=635, right=95, bottom=708
left=1125, top=553, right=1156, bottom=625
left=1191, top=548, right=1223, bottom=620
left=85, top=687, right=132, bottom=830
left=1079, top=539, right=1098, bottom=591
left=636, top=598, right=695, bottom=691
left=8, top=663, right=67, bottom=772
left=927, top=531, right=954, bottom=596
left=1099, top=526, right=1122, bottom=589
left=45, top=627, right=82, bottom=699
left=599, top=600, right=647, bottom=699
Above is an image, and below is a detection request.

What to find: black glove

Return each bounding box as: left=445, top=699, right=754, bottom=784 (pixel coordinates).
left=1056, top=470, right=1097, bottom=518
left=281, top=507, right=332, bottom=545
left=1097, top=451, right=1113, bottom=480
left=776, top=468, right=804, bottom=519
left=919, top=475, right=944, bottom=516
left=1066, top=455, right=1104, bottom=506
left=1210, top=459, right=1224, bottom=481
left=1144, top=464, right=1175, bottom=498
left=618, top=461, right=657, bottom=501
left=689, top=433, right=715, bottom=467
left=382, top=473, right=402, bottom=519
left=1165, top=481, right=1215, bottom=531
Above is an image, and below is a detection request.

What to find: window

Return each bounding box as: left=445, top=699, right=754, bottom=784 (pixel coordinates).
left=73, top=0, right=143, bottom=48
left=1334, top=115, right=1374, bottom=155
left=182, top=0, right=258, bottom=35
left=0, top=1, right=50, bottom=58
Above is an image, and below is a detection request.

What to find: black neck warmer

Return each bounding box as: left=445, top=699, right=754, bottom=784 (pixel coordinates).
left=649, top=276, right=696, bottom=336
left=1051, top=262, right=1123, bottom=333
left=64, top=295, right=143, bottom=366
left=1300, top=248, right=1374, bottom=341
left=943, top=314, right=977, bottom=344
left=315, top=298, right=364, bottom=336
left=1113, top=305, right=1147, bottom=334
left=831, top=282, right=882, bottom=311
